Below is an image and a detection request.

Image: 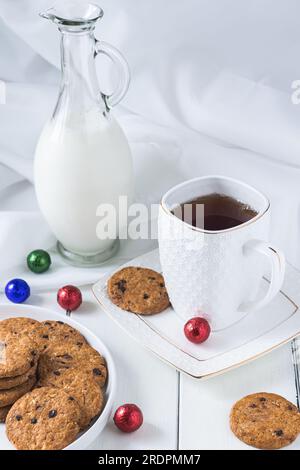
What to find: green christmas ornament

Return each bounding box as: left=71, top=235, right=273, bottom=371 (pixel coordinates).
left=27, top=249, right=51, bottom=274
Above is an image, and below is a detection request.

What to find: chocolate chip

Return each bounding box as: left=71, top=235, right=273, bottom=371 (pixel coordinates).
left=93, top=368, right=102, bottom=376
left=42, top=335, right=49, bottom=339
left=68, top=396, right=74, bottom=401
left=15, top=415, right=22, bottom=421
left=116, top=280, right=127, bottom=293
left=44, top=322, right=51, bottom=325
left=31, top=418, right=37, bottom=424
left=57, top=321, right=64, bottom=325
left=288, top=405, right=293, bottom=411
left=77, top=342, right=83, bottom=346
left=249, top=404, right=257, bottom=408
left=143, top=293, right=149, bottom=299
left=31, top=350, right=37, bottom=356
left=53, top=370, right=60, bottom=376
left=160, top=283, right=164, bottom=288
left=259, top=397, right=267, bottom=402
left=48, top=410, right=57, bottom=418
left=274, top=429, right=283, bottom=437
left=148, top=276, right=155, bottom=280
left=30, top=361, right=35, bottom=367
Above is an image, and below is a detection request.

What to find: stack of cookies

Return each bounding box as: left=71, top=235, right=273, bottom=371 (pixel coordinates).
left=0, top=318, right=40, bottom=423
left=0, top=317, right=107, bottom=450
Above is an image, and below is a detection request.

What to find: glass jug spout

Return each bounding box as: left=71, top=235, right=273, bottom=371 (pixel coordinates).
left=40, top=1, right=104, bottom=29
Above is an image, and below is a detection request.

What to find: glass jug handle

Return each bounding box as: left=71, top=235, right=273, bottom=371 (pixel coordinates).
left=94, top=39, right=130, bottom=109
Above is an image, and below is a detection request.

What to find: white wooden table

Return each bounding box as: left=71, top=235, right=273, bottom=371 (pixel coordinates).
left=1, top=252, right=298, bottom=451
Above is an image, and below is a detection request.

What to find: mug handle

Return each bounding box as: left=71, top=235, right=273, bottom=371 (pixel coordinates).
left=94, top=39, right=130, bottom=109
left=239, top=239, right=285, bottom=312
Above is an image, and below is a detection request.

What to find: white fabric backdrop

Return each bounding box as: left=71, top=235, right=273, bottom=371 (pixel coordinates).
left=0, top=0, right=300, bottom=290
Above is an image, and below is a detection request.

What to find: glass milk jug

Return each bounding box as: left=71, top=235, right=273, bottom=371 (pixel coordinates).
left=34, top=2, right=134, bottom=266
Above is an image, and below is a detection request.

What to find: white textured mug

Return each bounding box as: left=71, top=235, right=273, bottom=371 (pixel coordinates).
left=158, top=175, right=285, bottom=331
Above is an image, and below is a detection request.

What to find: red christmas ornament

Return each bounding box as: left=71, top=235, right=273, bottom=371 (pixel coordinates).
left=184, top=317, right=211, bottom=344
left=113, top=404, right=143, bottom=433
left=57, top=285, right=82, bottom=315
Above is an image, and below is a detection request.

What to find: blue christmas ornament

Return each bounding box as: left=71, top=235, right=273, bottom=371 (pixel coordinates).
left=5, top=279, right=30, bottom=304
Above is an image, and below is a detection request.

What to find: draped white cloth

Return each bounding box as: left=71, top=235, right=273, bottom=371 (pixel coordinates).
left=0, top=0, right=300, bottom=291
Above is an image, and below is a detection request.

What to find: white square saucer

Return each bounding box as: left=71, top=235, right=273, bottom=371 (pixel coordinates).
left=93, top=249, right=300, bottom=379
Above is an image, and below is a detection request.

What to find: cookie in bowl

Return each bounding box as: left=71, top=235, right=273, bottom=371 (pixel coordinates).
left=6, top=387, right=82, bottom=450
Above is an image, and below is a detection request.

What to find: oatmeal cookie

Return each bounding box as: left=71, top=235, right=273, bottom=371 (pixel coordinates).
left=39, top=320, right=87, bottom=350
left=0, top=361, right=37, bottom=390
left=0, top=317, right=45, bottom=352
left=107, top=267, right=170, bottom=315
left=0, top=332, right=38, bottom=378
left=0, top=376, right=36, bottom=407
left=6, top=386, right=81, bottom=450
left=37, top=367, right=104, bottom=429
left=38, top=342, right=107, bottom=388
left=230, top=392, right=300, bottom=449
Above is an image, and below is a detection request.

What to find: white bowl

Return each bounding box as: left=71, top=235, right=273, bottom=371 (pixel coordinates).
left=0, top=304, right=116, bottom=450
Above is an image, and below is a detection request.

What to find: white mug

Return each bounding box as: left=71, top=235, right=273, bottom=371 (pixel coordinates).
left=158, top=175, right=285, bottom=331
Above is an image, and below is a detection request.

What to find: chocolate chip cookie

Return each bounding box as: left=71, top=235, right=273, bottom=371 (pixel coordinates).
left=37, top=368, right=104, bottom=429
left=38, top=342, right=107, bottom=388
left=0, top=332, right=38, bottom=378
left=230, top=392, right=300, bottom=449
left=0, top=376, right=36, bottom=407
left=0, top=317, right=45, bottom=352
left=0, top=361, right=37, bottom=390
left=0, top=405, right=11, bottom=423
left=39, top=320, right=87, bottom=350
left=107, top=267, right=170, bottom=315
left=6, top=386, right=81, bottom=450
left=0, top=317, right=42, bottom=335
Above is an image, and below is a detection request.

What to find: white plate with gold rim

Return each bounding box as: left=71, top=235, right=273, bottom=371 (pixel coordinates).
left=0, top=305, right=116, bottom=450
left=93, top=248, right=300, bottom=379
